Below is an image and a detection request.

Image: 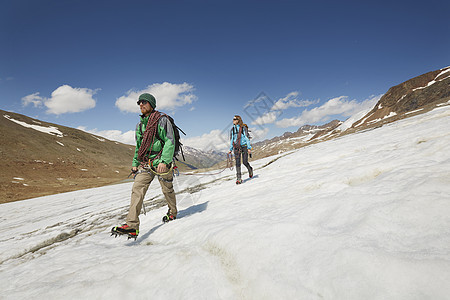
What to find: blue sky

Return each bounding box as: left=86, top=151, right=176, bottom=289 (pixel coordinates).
left=1, top=0, right=449, bottom=151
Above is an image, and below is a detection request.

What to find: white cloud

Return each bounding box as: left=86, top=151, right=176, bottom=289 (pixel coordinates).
left=272, top=91, right=318, bottom=110
left=182, top=129, right=230, bottom=152
left=252, top=111, right=280, bottom=125
left=182, top=125, right=268, bottom=152
left=115, top=82, right=197, bottom=113
left=23, top=85, right=98, bottom=114
left=336, top=95, right=381, bottom=131
left=249, top=127, right=270, bottom=142
left=45, top=85, right=97, bottom=114
left=276, top=96, right=378, bottom=128
left=22, top=92, right=44, bottom=107
left=78, top=126, right=135, bottom=145
left=251, top=91, right=318, bottom=126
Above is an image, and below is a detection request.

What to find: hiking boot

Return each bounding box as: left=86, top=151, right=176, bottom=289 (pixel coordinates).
left=113, top=224, right=139, bottom=236
left=162, top=212, right=176, bottom=223
left=236, top=179, right=243, bottom=184
left=249, top=168, right=253, bottom=178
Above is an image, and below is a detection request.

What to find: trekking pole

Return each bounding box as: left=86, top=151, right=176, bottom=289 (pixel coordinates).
left=142, top=200, right=147, bottom=215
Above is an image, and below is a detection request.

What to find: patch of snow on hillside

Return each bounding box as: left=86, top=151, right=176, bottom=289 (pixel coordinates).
left=384, top=112, right=397, bottom=119
left=4, top=115, right=63, bottom=137
left=413, top=66, right=450, bottom=91
left=291, top=134, right=315, bottom=143
left=397, top=94, right=407, bottom=103
left=405, top=108, right=424, bottom=115
left=92, top=135, right=105, bottom=142
left=366, top=112, right=397, bottom=125
left=337, top=96, right=380, bottom=131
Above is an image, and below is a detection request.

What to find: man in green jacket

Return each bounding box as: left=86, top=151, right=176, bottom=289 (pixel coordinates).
left=113, top=93, right=177, bottom=238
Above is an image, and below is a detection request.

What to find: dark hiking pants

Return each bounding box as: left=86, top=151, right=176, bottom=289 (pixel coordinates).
left=234, top=145, right=252, bottom=180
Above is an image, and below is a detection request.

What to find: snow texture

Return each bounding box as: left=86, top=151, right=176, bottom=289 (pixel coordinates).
left=1, top=106, right=450, bottom=299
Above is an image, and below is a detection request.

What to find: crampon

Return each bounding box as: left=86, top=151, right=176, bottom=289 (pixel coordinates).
left=111, top=224, right=139, bottom=241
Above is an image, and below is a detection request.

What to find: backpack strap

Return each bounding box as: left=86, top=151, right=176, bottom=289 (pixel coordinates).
left=232, top=125, right=243, bottom=151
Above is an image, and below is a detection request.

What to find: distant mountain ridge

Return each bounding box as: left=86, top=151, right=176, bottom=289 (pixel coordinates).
left=181, top=146, right=226, bottom=169
left=251, top=120, right=342, bottom=158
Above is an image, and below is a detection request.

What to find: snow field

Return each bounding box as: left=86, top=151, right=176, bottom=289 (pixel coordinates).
left=0, top=106, right=449, bottom=299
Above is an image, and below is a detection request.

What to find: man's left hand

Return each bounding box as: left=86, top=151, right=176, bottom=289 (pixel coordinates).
left=157, top=163, right=168, bottom=174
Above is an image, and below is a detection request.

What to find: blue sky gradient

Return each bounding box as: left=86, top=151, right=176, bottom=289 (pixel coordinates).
left=1, top=0, right=449, bottom=150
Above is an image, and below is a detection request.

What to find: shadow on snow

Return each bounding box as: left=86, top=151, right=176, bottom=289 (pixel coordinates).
left=129, top=201, right=209, bottom=244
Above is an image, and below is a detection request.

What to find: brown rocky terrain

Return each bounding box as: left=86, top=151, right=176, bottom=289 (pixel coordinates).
left=352, top=66, right=450, bottom=128
left=251, top=120, right=342, bottom=159
left=0, top=110, right=135, bottom=203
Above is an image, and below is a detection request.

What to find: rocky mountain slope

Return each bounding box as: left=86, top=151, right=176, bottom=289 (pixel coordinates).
left=0, top=110, right=135, bottom=203
left=352, top=66, right=450, bottom=128
left=251, top=120, right=342, bottom=159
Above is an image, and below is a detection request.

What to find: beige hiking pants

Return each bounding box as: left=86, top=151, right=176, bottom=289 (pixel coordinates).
left=126, top=166, right=177, bottom=230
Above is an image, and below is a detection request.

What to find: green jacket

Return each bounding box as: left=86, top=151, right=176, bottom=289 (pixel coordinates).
left=132, top=114, right=175, bottom=168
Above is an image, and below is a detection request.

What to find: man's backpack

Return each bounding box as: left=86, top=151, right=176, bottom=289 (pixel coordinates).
left=137, top=114, right=186, bottom=161
left=163, top=114, right=186, bottom=161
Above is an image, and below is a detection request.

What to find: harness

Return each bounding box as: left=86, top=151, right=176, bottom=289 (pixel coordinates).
left=129, top=162, right=175, bottom=182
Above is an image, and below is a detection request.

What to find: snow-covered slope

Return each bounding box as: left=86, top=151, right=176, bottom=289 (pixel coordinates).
left=1, top=105, right=449, bottom=299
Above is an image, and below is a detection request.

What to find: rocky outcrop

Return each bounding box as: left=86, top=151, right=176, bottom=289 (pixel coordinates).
left=354, top=66, right=450, bottom=127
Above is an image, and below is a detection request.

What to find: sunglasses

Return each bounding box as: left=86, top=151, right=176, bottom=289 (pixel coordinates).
left=233, top=118, right=238, bottom=121
left=137, top=100, right=149, bottom=105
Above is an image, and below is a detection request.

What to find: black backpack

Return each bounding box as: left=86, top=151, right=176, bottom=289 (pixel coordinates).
left=137, top=114, right=186, bottom=161
left=163, top=114, right=186, bottom=161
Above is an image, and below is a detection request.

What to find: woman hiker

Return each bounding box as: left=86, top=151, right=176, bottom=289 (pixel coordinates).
left=228, top=115, right=253, bottom=184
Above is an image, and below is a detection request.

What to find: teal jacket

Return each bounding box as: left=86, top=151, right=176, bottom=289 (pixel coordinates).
left=230, top=124, right=251, bottom=151
left=132, top=114, right=175, bottom=168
